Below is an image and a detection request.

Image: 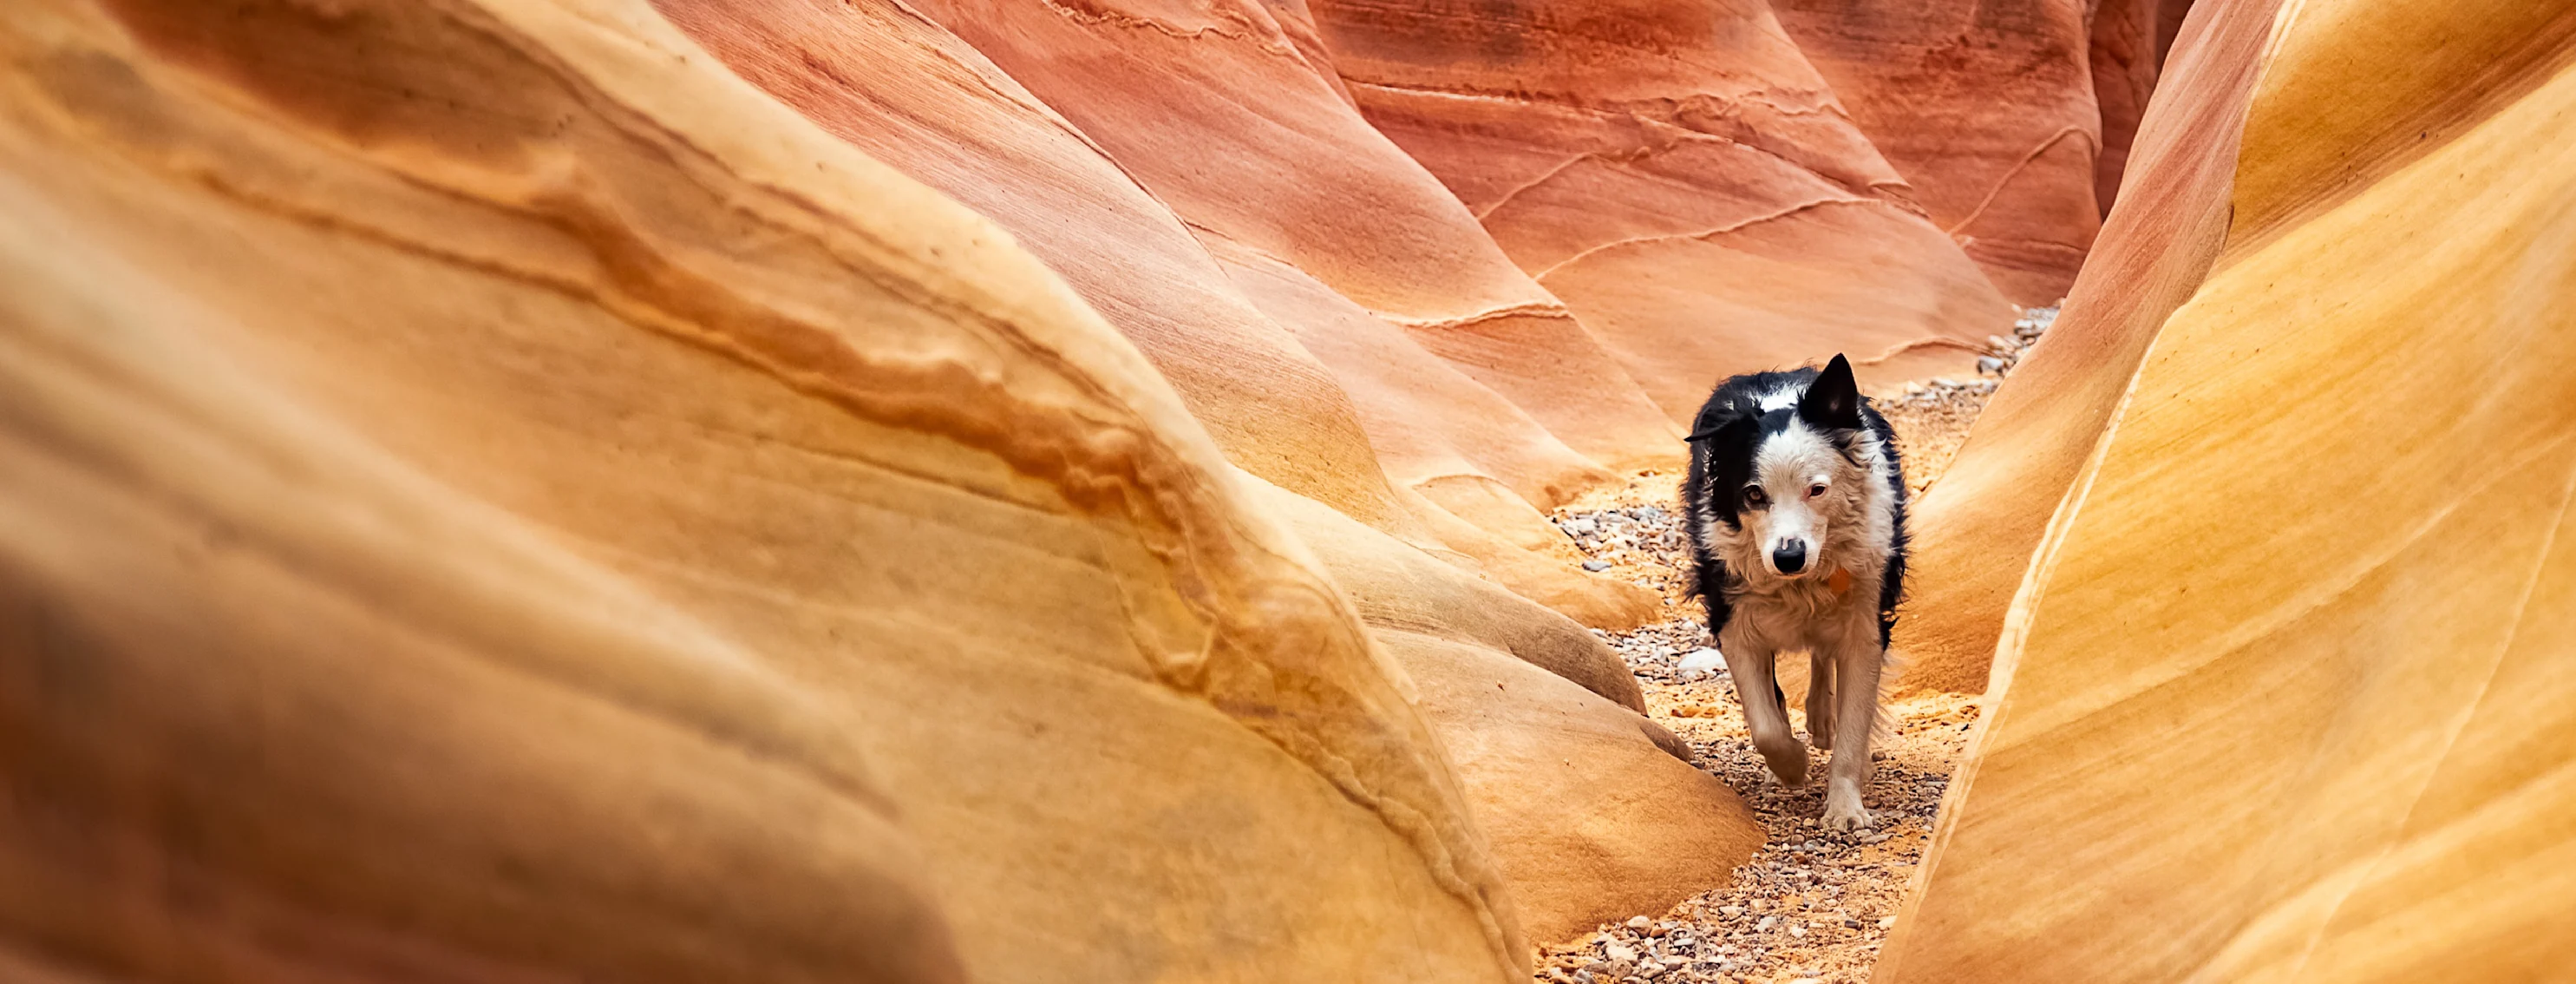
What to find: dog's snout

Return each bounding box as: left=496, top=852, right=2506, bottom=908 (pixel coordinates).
left=1772, top=541, right=1808, bottom=574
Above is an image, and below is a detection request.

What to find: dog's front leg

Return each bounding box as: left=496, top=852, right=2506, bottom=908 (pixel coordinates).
left=1821, top=620, right=1885, bottom=831
left=1806, top=651, right=1836, bottom=751
left=1720, top=625, right=1807, bottom=786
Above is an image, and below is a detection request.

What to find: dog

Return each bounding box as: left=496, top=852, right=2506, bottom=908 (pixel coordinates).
left=1681, top=354, right=1906, bottom=831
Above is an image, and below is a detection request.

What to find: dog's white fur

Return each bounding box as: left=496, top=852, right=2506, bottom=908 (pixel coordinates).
left=1696, top=384, right=1899, bottom=830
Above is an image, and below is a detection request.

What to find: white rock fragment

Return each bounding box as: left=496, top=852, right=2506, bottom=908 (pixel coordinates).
left=1678, top=648, right=1725, bottom=672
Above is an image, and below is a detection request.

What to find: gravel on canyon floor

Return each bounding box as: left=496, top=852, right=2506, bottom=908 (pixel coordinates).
left=1530, top=358, right=2010, bottom=984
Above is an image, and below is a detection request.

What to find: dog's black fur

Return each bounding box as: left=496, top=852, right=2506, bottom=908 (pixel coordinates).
left=1680, top=358, right=1909, bottom=646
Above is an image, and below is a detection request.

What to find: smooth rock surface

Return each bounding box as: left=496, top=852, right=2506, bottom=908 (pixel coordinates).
left=1882, top=3, right=2576, bottom=980
left=1381, top=630, right=1762, bottom=946
left=662, top=0, right=1663, bottom=630
left=0, top=0, right=1529, bottom=979
left=1309, top=0, right=2012, bottom=417
left=1893, top=0, right=2282, bottom=695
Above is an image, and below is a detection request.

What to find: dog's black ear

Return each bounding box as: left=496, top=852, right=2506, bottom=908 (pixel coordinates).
left=1686, top=405, right=1762, bottom=444
left=1799, top=354, right=1863, bottom=430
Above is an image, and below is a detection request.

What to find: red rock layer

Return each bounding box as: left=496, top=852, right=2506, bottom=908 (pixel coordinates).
left=912, top=0, right=1683, bottom=473
left=1304, top=0, right=2013, bottom=418
left=1891, top=0, right=2279, bottom=696
left=2089, top=0, right=2182, bottom=213
left=1772, top=0, right=2107, bottom=305
left=662, top=0, right=1669, bottom=630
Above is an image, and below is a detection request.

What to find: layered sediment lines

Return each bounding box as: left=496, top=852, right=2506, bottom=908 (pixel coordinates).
left=1772, top=0, right=2114, bottom=305
left=0, top=0, right=1778, bottom=973
left=1307, top=0, right=2011, bottom=416
left=1882, top=1, right=2576, bottom=980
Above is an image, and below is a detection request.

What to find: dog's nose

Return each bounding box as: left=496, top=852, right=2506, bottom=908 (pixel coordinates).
left=1772, top=541, right=1808, bottom=574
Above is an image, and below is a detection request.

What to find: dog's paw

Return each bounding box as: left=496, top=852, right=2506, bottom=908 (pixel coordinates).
left=1821, top=788, right=1873, bottom=832
left=1760, top=744, right=1810, bottom=787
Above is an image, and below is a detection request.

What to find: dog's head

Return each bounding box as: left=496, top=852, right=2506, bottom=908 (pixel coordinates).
left=1690, top=354, right=1872, bottom=582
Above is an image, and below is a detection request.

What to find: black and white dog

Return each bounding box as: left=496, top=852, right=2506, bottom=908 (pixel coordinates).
left=1682, top=354, right=1906, bottom=831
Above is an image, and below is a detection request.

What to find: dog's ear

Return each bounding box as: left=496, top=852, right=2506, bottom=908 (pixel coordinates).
left=1693, top=411, right=1765, bottom=521
left=1799, top=354, right=1863, bottom=430
left=1686, top=405, right=1762, bottom=444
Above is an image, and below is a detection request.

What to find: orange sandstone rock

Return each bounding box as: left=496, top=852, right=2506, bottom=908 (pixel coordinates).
left=1894, top=0, right=2280, bottom=696
left=909, top=0, right=1684, bottom=478
left=1883, top=2, right=2576, bottom=981
left=1773, top=0, right=2108, bottom=305
left=0, top=0, right=1531, bottom=978
left=1307, top=0, right=2014, bottom=414
left=664, top=0, right=1663, bottom=629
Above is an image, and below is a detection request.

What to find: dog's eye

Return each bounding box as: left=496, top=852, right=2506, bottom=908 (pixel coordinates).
left=1742, top=486, right=1768, bottom=508
left=1808, top=482, right=1828, bottom=499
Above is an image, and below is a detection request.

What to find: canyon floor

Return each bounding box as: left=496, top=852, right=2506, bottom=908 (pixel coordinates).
left=1531, top=377, right=2003, bottom=984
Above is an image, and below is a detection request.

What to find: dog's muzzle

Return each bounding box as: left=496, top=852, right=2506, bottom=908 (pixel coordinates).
left=1772, top=540, right=1808, bottom=574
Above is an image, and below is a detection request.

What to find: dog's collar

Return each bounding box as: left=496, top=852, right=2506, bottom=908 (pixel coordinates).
left=1827, top=567, right=1854, bottom=595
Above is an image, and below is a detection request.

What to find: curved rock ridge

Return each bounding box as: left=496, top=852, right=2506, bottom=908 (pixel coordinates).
left=0, top=0, right=1545, bottom=978
left=2088, top=0, right=2197, bottom=214
left=906, top=0, right=1684, bottom=479
left=1893, top=0, right=2281, bottom=696
left=659, top=0, right=1666, bottom=631
left=1882, top=1, right=2576, bottom=980
left=1304, top=0, right=2015, bottom=417
left=1772, top=0, right=2110, bottom=305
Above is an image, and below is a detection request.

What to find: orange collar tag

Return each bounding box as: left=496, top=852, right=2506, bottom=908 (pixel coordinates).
left=1827, top=568, right=1854, bottom=595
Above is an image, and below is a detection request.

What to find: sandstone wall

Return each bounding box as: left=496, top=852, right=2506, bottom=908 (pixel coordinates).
left=1304, top=0, right=2013, bottom=413
left=0, top=0, right=1775, bottom=973
left=1881, top=2, right=2576, bottom=980
left=1893, top=0, right=2278, bottom=695
left=657, top=0, right=1670, bottom=632
left=1772, top=0, right=2107, bottom=305
left=0, top=0, right=1536, bottom=977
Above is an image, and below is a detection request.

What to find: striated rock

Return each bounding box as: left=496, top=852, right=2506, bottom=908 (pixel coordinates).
left=1256, top=479, right=1647, bottom=712
left=1893, top=0, right=2280, bottom=696
left=909, top=0, right=1684, bottom=479
left=1882, top=2, right=2576, bottom=981
left=1773, top=0, right=2108, bottom=305
left=0, top=0, right=1533, bottom=979
left=662, top=0, right=1661, bottom=629
left=650, top=0, right=1418, bottom=542
left=1307, top=0, right=2015, bottom=415
left=2088, top=0, right=2197, bottom=213
left=1379, top=630, right=1761, bottom=946
left=1259, top=475, right=1766, bottom=941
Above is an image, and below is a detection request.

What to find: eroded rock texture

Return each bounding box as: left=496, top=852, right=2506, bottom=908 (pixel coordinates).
left=0, top=0, right=1544, bottom=977
left=1883, top=1, right=2576, bottom=980
left=1773, top=0, right=2109, bottom=305
left=1305, top=0, right=2013, bottom=418
left=657, top=0, right=1670, bottom=632
left=1893, top=0, right=2276, bottom=696
left=2, top=0, right=1778, bottom=971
